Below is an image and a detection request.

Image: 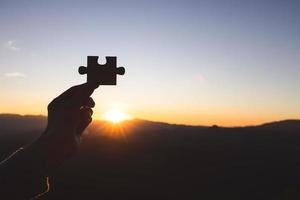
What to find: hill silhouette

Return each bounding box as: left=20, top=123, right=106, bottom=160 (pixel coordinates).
left=1, top=114, right=300, bottom=199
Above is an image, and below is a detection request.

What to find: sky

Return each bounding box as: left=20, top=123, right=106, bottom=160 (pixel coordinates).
left=0, top=0, right=299, bottom=126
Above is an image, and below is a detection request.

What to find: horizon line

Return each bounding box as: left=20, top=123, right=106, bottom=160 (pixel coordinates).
left=1, top=113, right=299, bottom=128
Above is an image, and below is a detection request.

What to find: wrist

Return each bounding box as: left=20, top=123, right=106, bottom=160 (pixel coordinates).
left=36, top=129, right=78, bottom=172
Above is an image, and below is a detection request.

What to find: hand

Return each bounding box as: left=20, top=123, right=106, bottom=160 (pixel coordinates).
left=38, top=83, right=98, bottom=171
left=0, top=83, right=98, bottom=198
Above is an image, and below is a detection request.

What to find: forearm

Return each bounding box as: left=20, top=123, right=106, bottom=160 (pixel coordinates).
left=0, top=83, right=95, bottom=199
left=0, top=136, right=50, bottom=199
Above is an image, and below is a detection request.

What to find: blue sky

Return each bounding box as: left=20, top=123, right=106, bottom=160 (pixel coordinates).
left=0, top=0, right=299, bottom=126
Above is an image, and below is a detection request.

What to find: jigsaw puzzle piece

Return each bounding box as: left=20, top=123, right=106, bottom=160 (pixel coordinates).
left=78, top=56, right=125, bottom=85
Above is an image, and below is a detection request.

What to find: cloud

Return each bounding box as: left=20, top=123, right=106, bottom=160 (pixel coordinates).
left=4, top=40, right=20, bottom=51
left=4, top=72, right=25, bottom=78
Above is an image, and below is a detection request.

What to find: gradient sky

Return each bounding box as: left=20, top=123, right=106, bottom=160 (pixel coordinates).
left=0, top=0, right=299, bottom=126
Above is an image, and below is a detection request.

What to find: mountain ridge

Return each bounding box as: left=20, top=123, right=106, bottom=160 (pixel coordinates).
left=0, top=113, right=300, bottom=131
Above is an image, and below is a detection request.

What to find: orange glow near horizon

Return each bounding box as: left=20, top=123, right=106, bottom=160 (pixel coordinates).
left=0, top=98, right=299, bottom=127
left=0, top=107, right=298, bottom=127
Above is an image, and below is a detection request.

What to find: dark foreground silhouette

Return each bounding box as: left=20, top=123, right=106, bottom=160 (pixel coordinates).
left=1, top=114, right=300, bottom=200
left=0, top=83, right=97, bottom=199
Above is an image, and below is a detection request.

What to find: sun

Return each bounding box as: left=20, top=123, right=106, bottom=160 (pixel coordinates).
left=105, top=109, right=131, bottom=123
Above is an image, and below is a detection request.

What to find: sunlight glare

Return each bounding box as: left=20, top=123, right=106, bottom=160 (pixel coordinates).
left=105, top=109, right=131, bottom=123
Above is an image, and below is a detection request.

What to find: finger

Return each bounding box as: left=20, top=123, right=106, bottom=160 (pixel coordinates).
left=70, top=83, right=98, bottom=108
left=83, top=97, right=95, bottom=108
left=56, top=84, right=84, bottom=102
left=49, top=84, right=88, bottom=108
left=48, top=84, right=85, bottom=110
left=76, top=107, right=93, bottom=135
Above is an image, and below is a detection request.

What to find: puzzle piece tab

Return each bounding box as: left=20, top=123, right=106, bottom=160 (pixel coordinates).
left=78, top=56, right=125, bottom=85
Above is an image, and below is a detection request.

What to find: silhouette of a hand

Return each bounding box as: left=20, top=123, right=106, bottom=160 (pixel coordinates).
left=0, top=83, right=99, bottom=198
left=38, top=83, right=98, bottom=170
